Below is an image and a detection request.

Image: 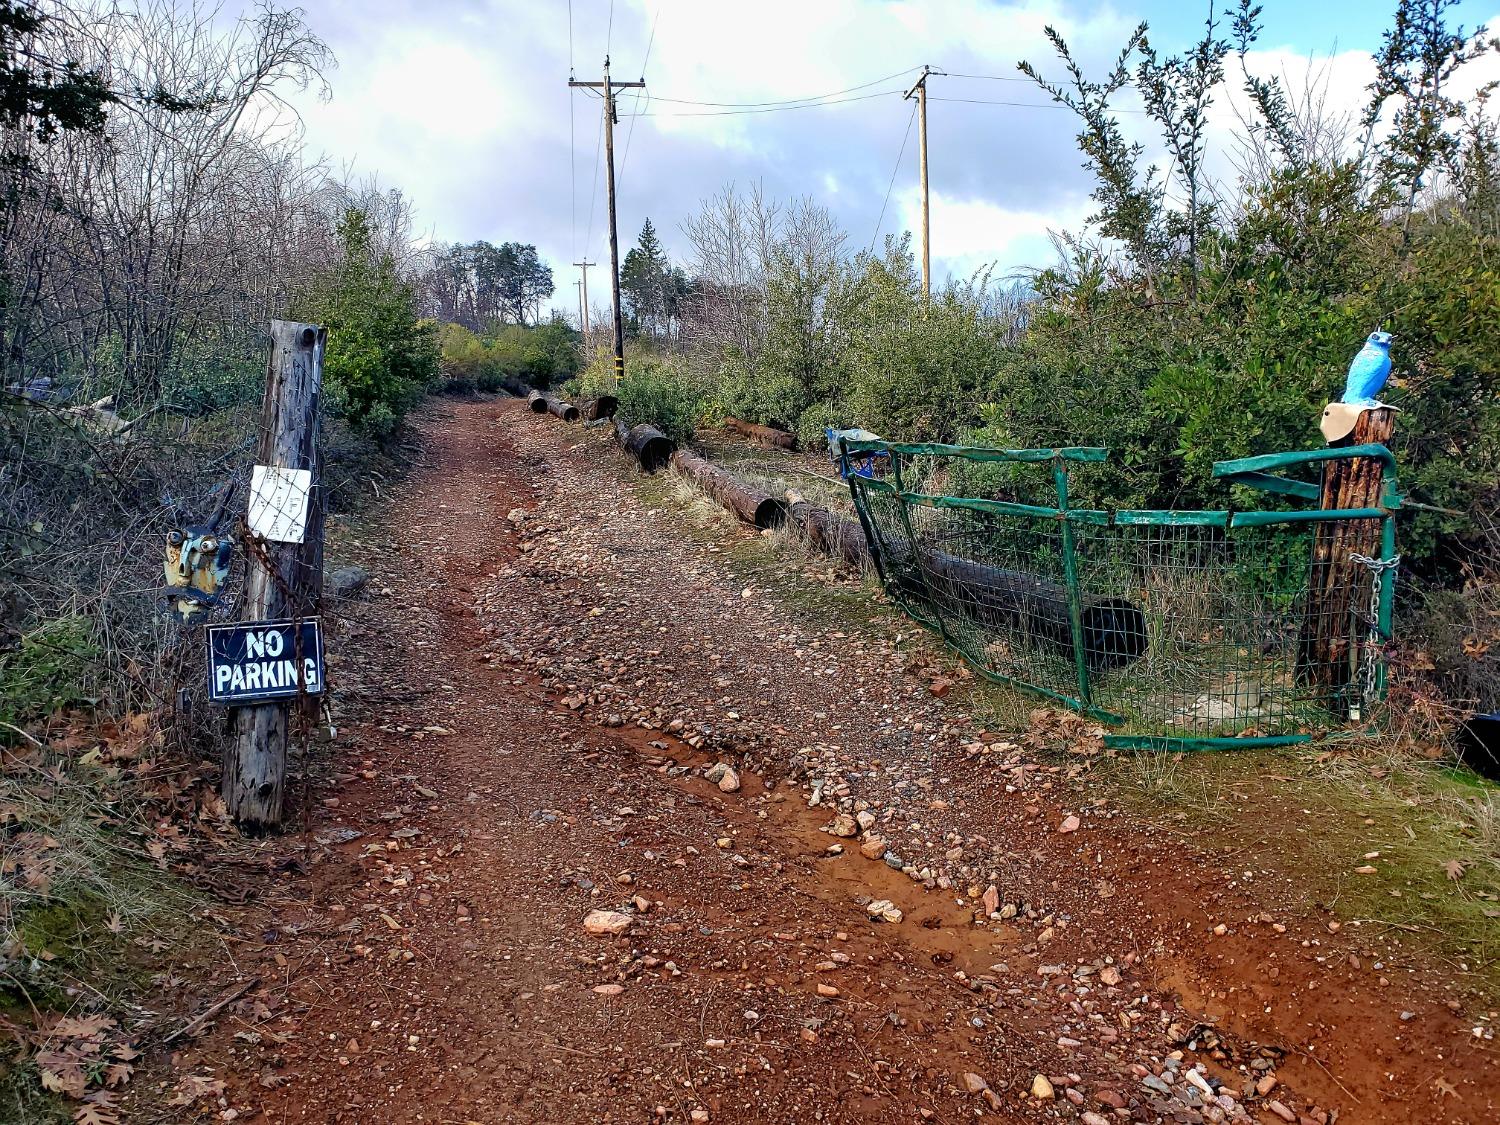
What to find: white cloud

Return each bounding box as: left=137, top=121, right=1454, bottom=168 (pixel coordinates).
left=279, top=1, right=1500, bottom=319
left=896, top=187, right=1094, bottom=282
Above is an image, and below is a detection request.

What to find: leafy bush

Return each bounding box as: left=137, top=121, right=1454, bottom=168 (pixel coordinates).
left=437, top=318, right=579, bottom=393
left=794, top=400, right=846, bottom=449
left=298, top=208, right=438, bottom=438
left=613, top=356, right=710, bottom=444
left=0, top=616, right=97, bottom=727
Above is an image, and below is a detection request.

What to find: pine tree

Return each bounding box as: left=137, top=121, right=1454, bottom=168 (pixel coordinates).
left=621, top=219, right=670, bottom=336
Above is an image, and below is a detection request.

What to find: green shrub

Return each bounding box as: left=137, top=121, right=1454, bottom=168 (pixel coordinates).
left=614, top=357, right=710, bottom=444
left=795, top=401, right=846, bottom=449
left=298, top=208, right=438, bottom=437
left=438, top=318, right=578, bottom=392
left=0, top=616, right=97, bottom=727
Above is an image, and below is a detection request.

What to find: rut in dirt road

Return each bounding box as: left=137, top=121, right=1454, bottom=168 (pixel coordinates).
left=181, top=399, right=1496, bottom=1125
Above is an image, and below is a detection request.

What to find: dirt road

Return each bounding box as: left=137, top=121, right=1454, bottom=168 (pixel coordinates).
left=170, top=399, right=1496, bottom=1123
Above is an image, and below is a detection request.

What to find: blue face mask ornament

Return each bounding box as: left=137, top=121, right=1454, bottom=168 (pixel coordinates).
left=163, top=484, right=236, bottom=623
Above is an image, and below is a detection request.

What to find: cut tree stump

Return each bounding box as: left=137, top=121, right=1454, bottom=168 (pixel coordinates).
left=581, top=395, right=618, bottom=420
left=541, top=394, right=580, bottom=422
left=671, top=449, right=786, bottom=529
left=784, top=489, right=868, bottom=567
left=725, top=416, right=797, bottom=450
left=612, top=418, right=674, bottom=473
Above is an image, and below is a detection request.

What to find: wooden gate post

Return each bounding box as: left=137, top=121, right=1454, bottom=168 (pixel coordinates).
left=1297, top=406, right=1396, bottom=709
left=223, top=321, right=326, bottom=828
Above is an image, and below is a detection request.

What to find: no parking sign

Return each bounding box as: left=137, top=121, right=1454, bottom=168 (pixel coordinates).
left=206, top=618, right=325, bottom=704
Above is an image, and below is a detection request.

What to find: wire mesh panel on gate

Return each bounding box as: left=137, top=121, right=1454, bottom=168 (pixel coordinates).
left=844, top=440, right=1398, bottom=749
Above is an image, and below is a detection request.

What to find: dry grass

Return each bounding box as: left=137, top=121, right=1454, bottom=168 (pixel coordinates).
left=0, top=773, right=180, bottom=955
left=1442, top=788, right=1500, bottom=874
left=1119, top=749, right=1229, bottom=816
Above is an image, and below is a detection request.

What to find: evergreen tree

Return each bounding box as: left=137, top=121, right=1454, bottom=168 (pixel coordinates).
left=621, top=219, right=670, bottom=336
left=300, top=208, right=438, bottom=437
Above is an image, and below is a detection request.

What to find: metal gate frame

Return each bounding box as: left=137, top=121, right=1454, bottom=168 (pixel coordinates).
left=842, top=439, right=1399, bottom=751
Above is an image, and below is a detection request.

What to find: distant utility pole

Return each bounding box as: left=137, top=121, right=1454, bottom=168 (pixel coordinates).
left=570, top=57, right=644, bottom=384
left=573, top=258, right=595, bottom=337
left=904, top=65, right=940, bottom=301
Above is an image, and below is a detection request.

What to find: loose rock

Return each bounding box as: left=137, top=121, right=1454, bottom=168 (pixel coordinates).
left=582, top=909, right=632, bottom=936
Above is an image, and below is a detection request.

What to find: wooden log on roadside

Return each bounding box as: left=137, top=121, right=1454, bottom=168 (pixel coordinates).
left=1297, top=406, right=1396, bottom=705
left=784, top=489, right=868, bottom=567
left=725, top=415, right=797, bottom=450
left=526, top=389, right=548, bottom=413
left=879, top=540, right=1146, bottom=672
left=581, top=394, right=618, bottom=420
left=672, top=448, right=786, bottom=530
left=542, top=394, right=581, bottom=422
left=612, top=417, right=674, bottom=473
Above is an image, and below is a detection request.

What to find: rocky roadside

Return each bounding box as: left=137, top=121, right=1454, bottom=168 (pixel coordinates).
left=474, top=401, right=1497, bottom=1124
left=150, top=400, right=1494, bottom=1125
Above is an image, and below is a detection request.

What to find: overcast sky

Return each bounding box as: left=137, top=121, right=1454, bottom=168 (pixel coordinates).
left=284, top=1, right=1500, bottom=318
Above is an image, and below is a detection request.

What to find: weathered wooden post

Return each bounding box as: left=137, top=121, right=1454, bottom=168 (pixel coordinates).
left=1298, top=405, right=1397, bottom=710
left=223, top=321, right=326, bottom=828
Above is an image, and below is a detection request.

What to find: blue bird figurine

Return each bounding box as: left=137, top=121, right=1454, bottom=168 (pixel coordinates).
left=1342, top=331, right=1393, bottom=406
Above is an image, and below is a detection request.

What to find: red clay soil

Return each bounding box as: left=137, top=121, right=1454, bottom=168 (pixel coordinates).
left=145, top=399, right=1498, bottom=1124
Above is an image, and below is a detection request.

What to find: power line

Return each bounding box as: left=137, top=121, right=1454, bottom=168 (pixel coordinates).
left=639, top=2, right=660, bottom=74
left=943, top=70, right=1036, bottom=83
left=583, top=106, right=605, bottom=255
left=928, top=94, right=1147, bottom=113
left=619, top=3, right=660, bottom=189
left=870, top=100, right=917, bottom=253
left=645, top=66, right=919, bottom=109
left=619, top=88, right=648, bottom=186
left=928, top=95, right=1070, bottom=108
left=624, top=89, right=902, bottom=118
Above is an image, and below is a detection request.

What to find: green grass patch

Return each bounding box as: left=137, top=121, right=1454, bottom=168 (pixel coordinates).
left=1096, top=744, right=1500, bottom=994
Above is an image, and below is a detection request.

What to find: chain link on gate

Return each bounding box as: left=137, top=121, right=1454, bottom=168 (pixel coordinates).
left=1350, top=551, right=1400, bottom=709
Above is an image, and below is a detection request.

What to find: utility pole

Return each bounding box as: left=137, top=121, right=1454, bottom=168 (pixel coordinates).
left=224, top=320, right=325, bottom=828
left=904, top=65, right=939, bottom=301
left=570, top=58, right=644, bottom=384
left=573, top=259, right=594, bottom=337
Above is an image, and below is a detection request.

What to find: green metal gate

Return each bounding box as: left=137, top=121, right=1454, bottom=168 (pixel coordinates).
left=842, top=440, right=1400, bottom=750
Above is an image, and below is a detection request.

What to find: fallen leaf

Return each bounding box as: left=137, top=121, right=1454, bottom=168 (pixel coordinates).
left=51, top=1014, right=114, bottom=1038
left=167, top=1075, right=225, bottom=1106
left=73, top=1092, right=120, bottom=1125
left=1444, top=859, right=1467, bottom=882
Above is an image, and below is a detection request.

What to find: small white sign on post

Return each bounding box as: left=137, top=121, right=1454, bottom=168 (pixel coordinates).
left=248, top=464, right=312, bottom=543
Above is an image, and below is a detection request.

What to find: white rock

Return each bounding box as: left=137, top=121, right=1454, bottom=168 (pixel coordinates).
left=582, top=909, right=632, bottom=936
